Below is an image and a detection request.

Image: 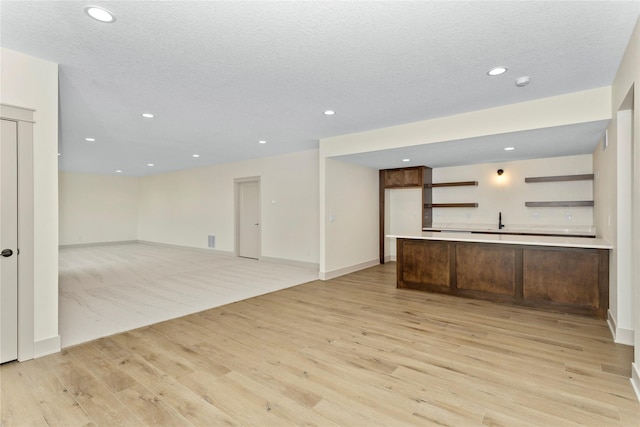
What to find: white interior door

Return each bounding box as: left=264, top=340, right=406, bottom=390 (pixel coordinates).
left=238, top=181, right=260, bottom=259
left=1, top=119, right=19, bottom=364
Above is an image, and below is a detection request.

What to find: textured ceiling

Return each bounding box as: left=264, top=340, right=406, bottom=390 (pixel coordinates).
left=335, top=120, right=612, bottom=169
left=1, top=1, right=639, bottom=175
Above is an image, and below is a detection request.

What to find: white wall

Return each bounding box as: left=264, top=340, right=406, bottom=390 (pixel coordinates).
left=0, top=48, right=59, bottom=355
left=385, top=188, right=422, bottom=259
left=594, top=19, right=638, bottom=347
left=603, top=15, right=640, bottom=397
left=138, top=149, right=319, bottom=265
left=593, top=124, right=621, bottom=338
left=588, top=134, right=616, bottom=250
left=59, top=171, right=140, bottom=245
left=321, top=157, right=379, bottom=278
left=321, top=88, right=611, bottom=158
left=432, top=155, right=594, bottom=230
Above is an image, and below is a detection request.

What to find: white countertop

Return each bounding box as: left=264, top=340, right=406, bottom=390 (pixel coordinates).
left=423, top=224, right=596, bottom=237
left=388, top=232, right=612, bottom=249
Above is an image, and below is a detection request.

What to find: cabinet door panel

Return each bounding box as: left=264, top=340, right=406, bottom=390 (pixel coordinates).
left=401, top=240, right=450, bottom=288
left=402, top=169, right=421, bottom=187
left=384, top=170, right=403, bottom=187
left=456, top=244, right=515, bottom=295
left=523, top=249, right=599, bottom=306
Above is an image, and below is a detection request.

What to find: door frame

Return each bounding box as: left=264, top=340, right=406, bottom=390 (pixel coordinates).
left=234, top=176, right=261, bottom=259
left=1, top=104, right=35, bottom=362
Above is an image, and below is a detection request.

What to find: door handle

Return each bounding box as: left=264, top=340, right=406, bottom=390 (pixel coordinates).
left=1, top=249, right=13, bottom=257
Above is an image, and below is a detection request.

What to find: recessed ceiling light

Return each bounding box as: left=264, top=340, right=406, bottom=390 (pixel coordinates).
left=504, top=147, right=515, bottom=151
left=116, top=170, right=122, bottom=173
left=84, top=6, right=116, bottom=23
left=487, top=67, right=507, bottom=76
left=258, top=140, right=267, bottom=144
left=402, top=158, right=411, bottom=162
left=85, top=137, right=95, bottom=142
left=147, top=163, right=154, bottom=167
left=324, top=110, right=336, bottom=116
left=192, top=154, right=200, bottom=158
left=141, top=113, right=154, bottom=118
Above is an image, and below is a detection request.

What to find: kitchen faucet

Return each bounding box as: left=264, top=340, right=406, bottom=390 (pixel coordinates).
left=499, top=212, right=505, bottom=229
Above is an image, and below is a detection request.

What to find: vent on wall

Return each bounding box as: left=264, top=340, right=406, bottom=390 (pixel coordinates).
left=208, top=235, right=215, bottom=248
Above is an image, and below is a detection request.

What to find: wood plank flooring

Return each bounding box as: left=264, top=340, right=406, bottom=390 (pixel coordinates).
left=59, top=243, right=318, bottom=347
left=2, top=262, right=638, bottom=426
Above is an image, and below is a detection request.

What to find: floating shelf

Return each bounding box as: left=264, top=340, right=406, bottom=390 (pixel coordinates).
left=525, top=174, right=594, bottom=183
left=426, top=203, right=479, bottom=208
left=525, top=201, right=594, bottom=207
left=426, top=181, right=478, bottom=188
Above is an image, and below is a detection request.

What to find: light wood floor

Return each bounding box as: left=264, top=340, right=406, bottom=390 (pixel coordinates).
left=2, top=263, right=638, bottom=426
left=59, top=243, right=318, bottom=347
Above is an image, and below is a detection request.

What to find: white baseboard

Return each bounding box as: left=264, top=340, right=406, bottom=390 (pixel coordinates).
left=59, top=240, right=137, bottom=249
left=616, top=329, right=635, bottom=346
left=320, top=259, right=379, bottom=280
left=631, top=363, right=640, bottom=402
left=33, top=335, right=60, bottom=358
left=260, top=256, right=319, bottom=271
left=136, top=240, right=235, bottom=256
left=607, top=309, right=635, bottom=345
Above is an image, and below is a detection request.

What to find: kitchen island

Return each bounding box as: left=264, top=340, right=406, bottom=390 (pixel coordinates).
left=390, top=232, right=612, bottom=319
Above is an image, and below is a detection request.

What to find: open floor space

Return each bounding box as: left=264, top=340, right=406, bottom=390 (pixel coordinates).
left=2, top=3, right=640, bottom=410
left=59, top=243, right=319, bottom=348
left=2, top=262, right=638, bottom=426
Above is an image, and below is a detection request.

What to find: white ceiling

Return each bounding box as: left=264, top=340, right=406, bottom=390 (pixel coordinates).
left=335, top=120, right=612, bottom=169
left=1, top=1, right=639, bottom=176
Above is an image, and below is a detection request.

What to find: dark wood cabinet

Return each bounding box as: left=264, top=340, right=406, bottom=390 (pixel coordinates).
left=383, top=167, right=423, bottom=188
left=396, top=237, right=609, bottom=319
left=402, top=168, right=422, bottom=187
left=383, top=169, right=403, bottom=187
